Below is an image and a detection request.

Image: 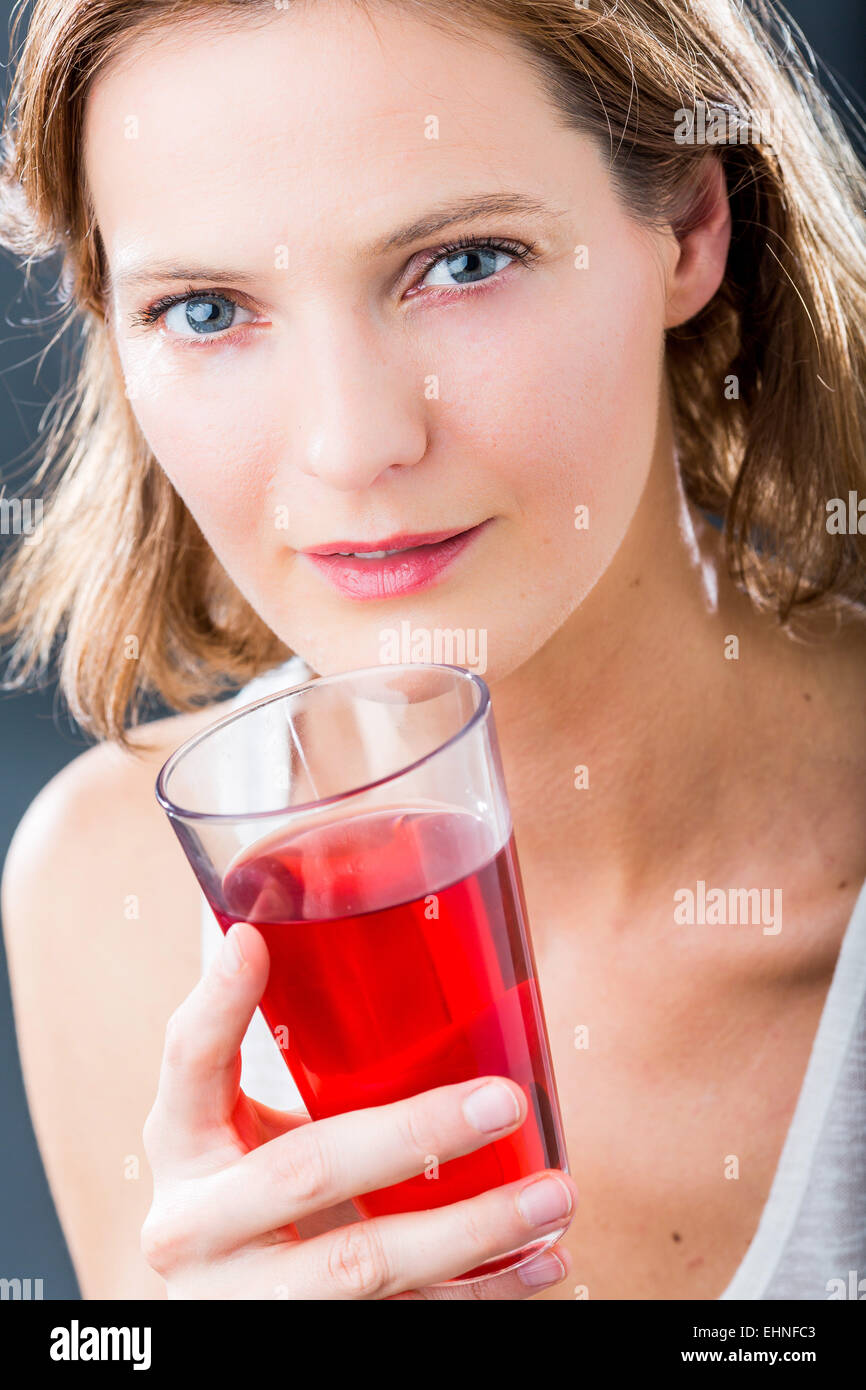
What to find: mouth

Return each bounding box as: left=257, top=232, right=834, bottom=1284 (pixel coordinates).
left=299, top=520, right=493, bottom=600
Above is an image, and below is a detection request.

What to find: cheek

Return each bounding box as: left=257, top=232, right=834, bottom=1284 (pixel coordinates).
left=425, top=251, right=665, bottom=578
left=117, top=337, right=278, bottom=549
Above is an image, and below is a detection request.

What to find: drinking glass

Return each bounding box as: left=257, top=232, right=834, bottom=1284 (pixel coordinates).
left=156, top=662, right=569, bottom=1283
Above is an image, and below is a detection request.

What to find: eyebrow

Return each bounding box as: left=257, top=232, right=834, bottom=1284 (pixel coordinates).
left=109, top=192, right=564, bottom=294
left=368, top=191, right=563, bottom=253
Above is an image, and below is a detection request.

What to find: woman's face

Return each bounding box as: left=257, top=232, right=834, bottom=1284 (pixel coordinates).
left=84, top=2, right=680, bottom=680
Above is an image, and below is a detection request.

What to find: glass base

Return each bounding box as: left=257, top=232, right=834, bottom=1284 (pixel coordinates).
left=431, top=1225, right=568, bottom=1287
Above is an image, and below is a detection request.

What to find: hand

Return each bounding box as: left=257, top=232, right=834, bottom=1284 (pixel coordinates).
left=141, top=921, right=577, bottom=1299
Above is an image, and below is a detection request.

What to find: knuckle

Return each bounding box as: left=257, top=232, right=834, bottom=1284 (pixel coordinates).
left=462, top=1203, right=494, bottom=1258
left=270, top=1132, right=332, bottom=1206
left=326, top=1222, right=392, bottom=1298
left=140, top=1207, right=193, bottom=1276
left=396, top=1095, right=439, bottom=1162
left=141, top=1105, right=162, bottom=1160
left=162, top=1006, right=192, bottom=1068
left=463, top=1279, right=492, bottom=1301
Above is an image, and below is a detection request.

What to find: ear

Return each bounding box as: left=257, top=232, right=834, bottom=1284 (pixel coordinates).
left=664, top=157, right=732, bottom=329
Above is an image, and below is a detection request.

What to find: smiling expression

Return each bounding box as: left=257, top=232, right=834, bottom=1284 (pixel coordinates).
left=84, top=1, right=679, bottom=679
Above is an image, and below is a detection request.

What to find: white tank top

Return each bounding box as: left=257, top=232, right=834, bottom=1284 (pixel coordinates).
left=200, top=655, right=866, bottom=1300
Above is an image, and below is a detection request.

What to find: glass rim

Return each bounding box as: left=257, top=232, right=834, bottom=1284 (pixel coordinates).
left=155, top=662, right=491, bottom=825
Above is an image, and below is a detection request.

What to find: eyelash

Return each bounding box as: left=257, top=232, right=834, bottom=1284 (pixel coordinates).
left=415, top=234, right=537, bottom=289
left=127, top=234, right=538, bottom=342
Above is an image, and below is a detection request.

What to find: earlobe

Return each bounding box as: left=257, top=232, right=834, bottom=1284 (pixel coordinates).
left=664, top=158, right=732, bottom=330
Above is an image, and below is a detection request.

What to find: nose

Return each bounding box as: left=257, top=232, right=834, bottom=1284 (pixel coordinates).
left=290, top=306, right=429, bottom=492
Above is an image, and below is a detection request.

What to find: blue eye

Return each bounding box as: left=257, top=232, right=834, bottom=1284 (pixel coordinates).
left=130, top=288, right=257, bottom=342
left=162, top=293, right=255, bottom=339
left=130, top=235, right=535, bottom=343
left=421, top=243, right=518, bottom=289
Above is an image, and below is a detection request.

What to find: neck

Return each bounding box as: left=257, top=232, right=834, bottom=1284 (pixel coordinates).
left=487, top=392, right=790, bottom=914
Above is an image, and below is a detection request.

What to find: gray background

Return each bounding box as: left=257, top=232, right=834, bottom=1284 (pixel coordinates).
left=0, top=0, right=863, bottom=1299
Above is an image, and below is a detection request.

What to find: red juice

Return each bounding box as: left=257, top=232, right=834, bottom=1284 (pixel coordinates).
left=209, top=804, right=568, bottom=1279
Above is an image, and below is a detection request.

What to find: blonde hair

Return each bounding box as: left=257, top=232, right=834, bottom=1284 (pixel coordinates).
left=0, top=0, right=864, bottom=748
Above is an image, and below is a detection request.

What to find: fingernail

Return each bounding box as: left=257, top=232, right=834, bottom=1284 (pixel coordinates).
left=517, top=1175, right=573, bottom=1226
left=518, top=1251, right=566, bottom=1287
left=222, top=925, right=246, bottom=974
left=462, top=1081, right=522, bottom=1133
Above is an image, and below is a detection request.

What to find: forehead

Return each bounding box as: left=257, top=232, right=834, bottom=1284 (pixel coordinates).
left=82, top=3, right=576, bottom=274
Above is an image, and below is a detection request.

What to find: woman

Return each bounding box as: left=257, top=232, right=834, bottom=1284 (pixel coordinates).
left=1, top=0, right=864, bottom=1301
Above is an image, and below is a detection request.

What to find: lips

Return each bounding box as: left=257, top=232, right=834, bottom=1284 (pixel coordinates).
left=303, top=527, right=473, bottom=556
left=300, top=520, right=492, bottom=600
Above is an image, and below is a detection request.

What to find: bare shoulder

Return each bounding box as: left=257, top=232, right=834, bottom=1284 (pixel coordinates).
left=3, top=700, right=224, bottom=1001
left=1, top=699, right=229, bottom=1299
left=5, top=700, right=225, bottom=848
